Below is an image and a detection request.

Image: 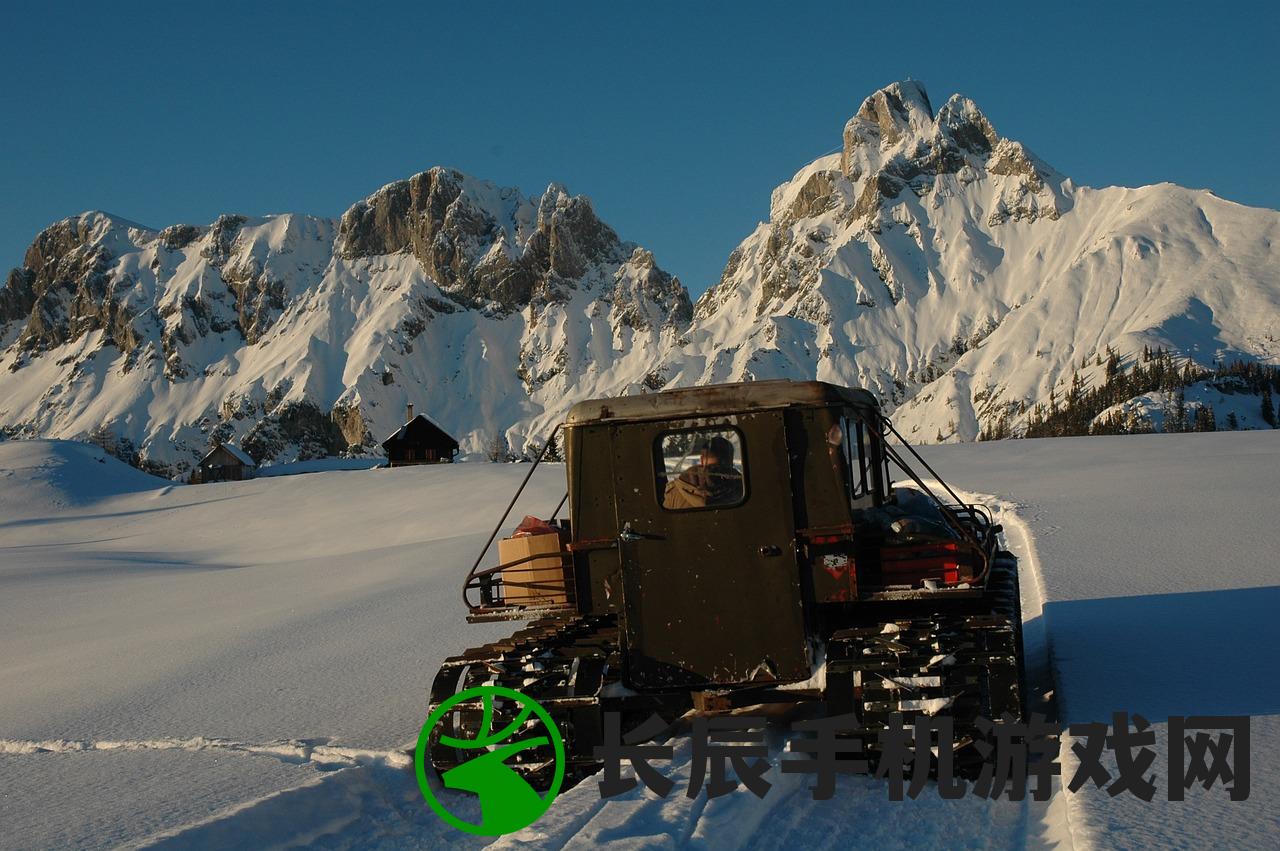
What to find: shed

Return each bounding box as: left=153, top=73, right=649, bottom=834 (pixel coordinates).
left=196, top=442, right=257, bottom=483
left=382, top=405, right=459, bottom=466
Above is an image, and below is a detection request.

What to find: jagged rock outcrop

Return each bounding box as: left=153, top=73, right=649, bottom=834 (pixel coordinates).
left=2, top=214, right=144, bottom=356
left=0, top=172, right=690, bottom=475
left=335, top=167, right=669, bottom=317
left=669, top=80, right=1279, bottom=441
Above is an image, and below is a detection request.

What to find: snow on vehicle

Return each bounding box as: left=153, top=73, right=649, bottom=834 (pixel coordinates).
left=428, top=380, right=1025, bottom=789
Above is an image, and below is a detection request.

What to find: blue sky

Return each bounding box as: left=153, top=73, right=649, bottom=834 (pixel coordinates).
left=1, top=1, right=1276, bottom=297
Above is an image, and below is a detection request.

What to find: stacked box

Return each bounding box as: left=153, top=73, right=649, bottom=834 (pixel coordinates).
left=498, top=532, right=568, bottom=605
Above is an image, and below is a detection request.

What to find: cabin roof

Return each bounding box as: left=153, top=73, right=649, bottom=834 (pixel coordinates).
left=564, top=380, right=881, bottom=426
left=381, top=414, right=459, bottom=448
left=200, top=443, right=256, bottom=467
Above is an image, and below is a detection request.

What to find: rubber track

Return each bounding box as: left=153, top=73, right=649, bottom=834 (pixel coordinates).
left=428, top=615, right=628, bottom=790
left=824, top=552, right=1026, bottom=760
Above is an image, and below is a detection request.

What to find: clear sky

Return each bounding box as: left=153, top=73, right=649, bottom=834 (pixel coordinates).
left=2, top=1, right=1276, bottom=298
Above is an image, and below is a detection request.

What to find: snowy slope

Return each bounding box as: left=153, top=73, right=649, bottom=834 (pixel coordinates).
left=2, top=81, right=1278, bottom=474
left=1, top=433, right=1276, bottom=849
left=0, top=171, right=690, bottom=475
left=2, top=81, right=1280, bottom=470
left=677, top=81, right=1280, bottom=442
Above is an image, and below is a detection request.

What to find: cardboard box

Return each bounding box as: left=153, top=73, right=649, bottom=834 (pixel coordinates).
left=498, top=531, right=568, bottom=605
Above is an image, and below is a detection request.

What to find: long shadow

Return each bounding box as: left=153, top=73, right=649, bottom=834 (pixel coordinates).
left=0, top=552, right=248, bottom=584
left=0, top=493, right=250, bottom=529
left=1042, top=585, right=1280, bottom=723
left=0, top=534, right=138, bottom=549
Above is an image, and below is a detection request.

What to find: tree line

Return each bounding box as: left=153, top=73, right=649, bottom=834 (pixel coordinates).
left=980, top=346, right=1280, bottom=440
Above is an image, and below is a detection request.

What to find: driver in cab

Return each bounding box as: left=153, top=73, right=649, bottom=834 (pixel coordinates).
left=662, top=435, right=744, bottom=509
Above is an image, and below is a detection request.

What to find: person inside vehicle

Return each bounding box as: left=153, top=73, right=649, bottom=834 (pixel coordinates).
left=662, top=435, right=744, bottom=509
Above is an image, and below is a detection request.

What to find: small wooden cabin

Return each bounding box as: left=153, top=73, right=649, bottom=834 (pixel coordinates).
left=195, top=442, right=257, bottom=483
left=382, top=405, right=459, bottom=466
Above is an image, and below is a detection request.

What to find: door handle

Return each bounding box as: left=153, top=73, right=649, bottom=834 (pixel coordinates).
left=619, top=522, right=665, bottom=543
left=759, top=545, right=783, bottom=557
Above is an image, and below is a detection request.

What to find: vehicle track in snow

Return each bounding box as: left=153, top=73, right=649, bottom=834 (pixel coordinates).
left=491, top=487, right=1086, bottom=850
left=954, top=486, right=1083, bottom=851
left=0, top=736, right=410, bottom=770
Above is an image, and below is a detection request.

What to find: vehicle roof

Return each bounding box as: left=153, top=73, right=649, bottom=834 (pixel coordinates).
left=564, top=380, right=881, bottom=425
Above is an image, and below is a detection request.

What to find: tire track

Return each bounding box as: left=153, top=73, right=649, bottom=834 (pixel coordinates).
left=0, top=735, right=411, bottom=770
left=945, top=484, right=1086, bottom=851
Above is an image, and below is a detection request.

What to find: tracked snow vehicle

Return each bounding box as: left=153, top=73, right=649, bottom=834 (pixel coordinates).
left=429, top=380, right=1025, bottom=789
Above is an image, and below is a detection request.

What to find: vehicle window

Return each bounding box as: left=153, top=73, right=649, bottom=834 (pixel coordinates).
left=848, top=418, right=870, bottom=499
left=827, top=416, right=869, bottom=503
left=655, top=428, right=747, bottom=511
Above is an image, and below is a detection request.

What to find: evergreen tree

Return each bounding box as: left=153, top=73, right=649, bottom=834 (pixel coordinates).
left=1263, top=388, right=1277, bottom=428
left=486, top=432, right=514, bottom=463
left=1020, top=354, right=1277, bottom=440
left=1169, top=389, right=1188, bottom=433
left=88, top=423, right=112, bottom=452
left=1105, top=346, right=1121, bottom=381
left=1192, top=405, right=1216, bottom=432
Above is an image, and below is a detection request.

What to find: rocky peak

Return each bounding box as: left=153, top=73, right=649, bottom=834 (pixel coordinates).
left=533, top=183, right=625, bottom=280
left=158, top=223, right=204, bottom=250
left=936, top=94, right=999, bottom=155
left=200, top=214, right=249, bottom=264
left=337, top=167, right=651, bottom=314
left=607, top=247, right=693, bottom=331
left=0, top=213, right=145, bottom=352
left=847, top=80, right=935, bottom=149
left=834, top=81, right=1065, bottom=224
left=703, top=81, right=1073, bottom=323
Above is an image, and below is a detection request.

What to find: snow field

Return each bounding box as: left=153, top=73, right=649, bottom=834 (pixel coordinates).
left=1, top=431, right=1277, bottom=848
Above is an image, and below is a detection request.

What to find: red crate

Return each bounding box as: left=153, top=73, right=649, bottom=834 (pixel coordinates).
left=879, top=541, right=966, bottom=586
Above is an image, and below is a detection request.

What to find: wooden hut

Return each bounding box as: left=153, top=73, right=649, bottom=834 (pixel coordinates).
left=195, top=443, right=256, bottom=483
left=382, top=404, right=459, bottom=466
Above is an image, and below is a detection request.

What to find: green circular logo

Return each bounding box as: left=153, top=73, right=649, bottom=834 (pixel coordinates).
left=414, top=684, right=566, bottom=836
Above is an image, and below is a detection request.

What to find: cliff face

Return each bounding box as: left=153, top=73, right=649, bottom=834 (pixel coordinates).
left=336, top=169, right=665, bottom=315
left=0, top=171, right=690, bottom=475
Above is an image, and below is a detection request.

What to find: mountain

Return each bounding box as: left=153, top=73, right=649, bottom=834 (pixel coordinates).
left=673, top=80, right=1280, bottom=441
left=0, top=169, right=690, bottom=474
left=2, top=81, right=1278, bottom=475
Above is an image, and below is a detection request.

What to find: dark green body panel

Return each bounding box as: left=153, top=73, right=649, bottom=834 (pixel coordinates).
left=609, top=410, right=809, bottom=688
left=564, top=380, right=890, bottom=691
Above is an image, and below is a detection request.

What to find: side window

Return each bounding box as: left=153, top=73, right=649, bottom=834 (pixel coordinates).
left=849, top=418, right=870, bottom=499
left=655, top=428, right=747, bottom=511
left=834, top=415, right=871, bottom=501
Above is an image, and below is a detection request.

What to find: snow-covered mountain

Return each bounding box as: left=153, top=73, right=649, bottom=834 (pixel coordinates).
left=673, top=80, right=1280, bottom=441
left=2, top=81, right=1278, bottom=474
left=0, top=169, right=691, bottom=473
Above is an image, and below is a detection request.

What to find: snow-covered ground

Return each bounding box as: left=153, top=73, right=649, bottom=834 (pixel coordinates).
left=1, top=433, right=1276, bottom=849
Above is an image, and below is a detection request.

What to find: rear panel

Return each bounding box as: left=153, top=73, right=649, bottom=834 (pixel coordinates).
left=609, top=411, right=811, bottom=689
